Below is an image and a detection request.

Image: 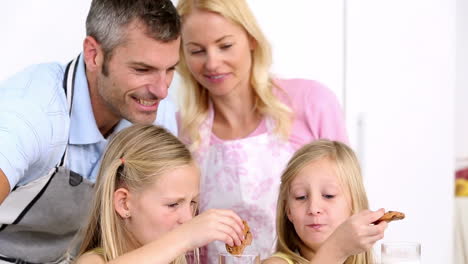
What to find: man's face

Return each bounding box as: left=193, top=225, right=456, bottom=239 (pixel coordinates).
left=96, top=21, right=180, bottom=125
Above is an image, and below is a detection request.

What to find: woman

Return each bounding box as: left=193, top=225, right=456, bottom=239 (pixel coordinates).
left=176, top=0, right=348, bottom=262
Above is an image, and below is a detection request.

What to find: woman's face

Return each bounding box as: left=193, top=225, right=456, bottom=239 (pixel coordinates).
left=181, top=9, right=255, bottom=98
left=286, top=158, right=352, bottom=251
left=124, top=164, right=200, bottom=245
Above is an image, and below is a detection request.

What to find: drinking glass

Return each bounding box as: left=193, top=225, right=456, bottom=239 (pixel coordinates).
left=218, top=252, right=260, bottom=264
left=381, top=242, right=421, bottom=264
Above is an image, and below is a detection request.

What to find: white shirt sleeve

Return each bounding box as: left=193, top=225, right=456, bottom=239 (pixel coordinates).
left=155, top=97, right=178, bottom=136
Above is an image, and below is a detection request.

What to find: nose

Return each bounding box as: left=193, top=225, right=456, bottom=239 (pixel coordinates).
left=178, top=204, right=193, bottom=224
left=148, top=72, right=170, bottom=100
left=307, top=196, right=323, bottom=215
left=204, top=50, right=221, bottom=72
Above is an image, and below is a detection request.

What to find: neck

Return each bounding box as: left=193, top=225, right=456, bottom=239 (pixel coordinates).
left=210, top=87, right=262, bottom=139
left=298, top=243, right=316, bottom=262
left=86, top=69, right=120, bottom=137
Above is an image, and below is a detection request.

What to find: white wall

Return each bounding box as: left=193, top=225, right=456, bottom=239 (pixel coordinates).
left=0, top=0, right=344, bottom=105
left=346, top=1, right=455, bottom=263
left=1, top=1, right=456, bottom=264
left=456, top=0, right=468, bottom=169
left=0, top=1, right=89, bottom=81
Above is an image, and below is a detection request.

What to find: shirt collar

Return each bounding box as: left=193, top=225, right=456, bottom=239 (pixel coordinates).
left=68, top=54, right=105, bottom=145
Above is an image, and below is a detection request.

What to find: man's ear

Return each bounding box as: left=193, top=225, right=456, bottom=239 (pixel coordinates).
left=83, top=36, right=104, bottom=72
left=114, top=187, right=132, bottom=219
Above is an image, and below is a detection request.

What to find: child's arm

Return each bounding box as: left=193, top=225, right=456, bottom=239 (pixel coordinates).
left=75, top=209, right=245, bottom=264
left=75, top=252, right=106, bottom=264
left=311, top=209, right=388, bottom=263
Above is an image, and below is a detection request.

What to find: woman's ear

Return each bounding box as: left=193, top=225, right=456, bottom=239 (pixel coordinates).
left=114, top=187, right=132, bottom=219
left=83, top=36, right=104, bottom=72
left=248, top=34, right=257, bottom=52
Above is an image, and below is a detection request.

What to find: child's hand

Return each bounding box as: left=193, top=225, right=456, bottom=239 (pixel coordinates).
left=176, top=209, right=245, bottom=251
left=325, top=209, right=388, bottom=260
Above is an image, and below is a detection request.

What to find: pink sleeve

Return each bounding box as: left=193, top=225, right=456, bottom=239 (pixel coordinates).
left=304, top=83, right=349, bottom=143
left=276, top=79, right=349, bottom=147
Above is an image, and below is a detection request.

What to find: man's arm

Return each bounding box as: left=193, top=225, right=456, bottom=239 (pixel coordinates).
left=0, top=169, right=11, bottom=204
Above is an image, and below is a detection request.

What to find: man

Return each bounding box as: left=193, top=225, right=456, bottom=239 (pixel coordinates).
left=0, top=0, right=181, bottom=263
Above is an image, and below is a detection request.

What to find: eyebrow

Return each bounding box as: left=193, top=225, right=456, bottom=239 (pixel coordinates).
left=164, top=194, right=200, bottom=203
left=185, top=35, right=234, bottom=46
left=128, top=61, right=179, bottom=70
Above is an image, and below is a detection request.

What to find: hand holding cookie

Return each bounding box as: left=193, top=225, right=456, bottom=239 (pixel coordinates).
left=225, top=220, right=253, bottom=255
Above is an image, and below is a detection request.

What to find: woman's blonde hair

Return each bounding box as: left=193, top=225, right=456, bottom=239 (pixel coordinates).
left=176, top=0, right=292, bottom=149
left=77, top=124, right=192, bottom=264
left=275, top=140, right=373, bottom=264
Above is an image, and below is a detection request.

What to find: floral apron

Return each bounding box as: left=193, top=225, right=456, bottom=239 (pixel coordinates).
left=196, top=104, right=295, bottom=263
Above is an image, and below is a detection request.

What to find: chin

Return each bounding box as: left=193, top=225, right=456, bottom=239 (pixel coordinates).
left=127, top=114, right=156, bottom=125
left=303, top=235, right=328, bottom=249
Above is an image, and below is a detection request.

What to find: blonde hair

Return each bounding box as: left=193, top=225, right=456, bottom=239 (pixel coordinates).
left=176, top=0, right=292, bottom=149
left=77, top=124, right=192, bottom=264
left=275, top=140, right=373, bottom=264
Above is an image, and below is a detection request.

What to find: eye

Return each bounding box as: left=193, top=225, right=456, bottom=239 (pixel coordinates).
left=134, top=68, right=149, bottom=73
left=167, top=203, right=179, bottom=208
left=220, top=44, right=232, bottom=50
left=323, top=194, right=335, bottom=199
left=295, top=195, right=307, bottom=201
left=190, top=49, right=204, bottom=55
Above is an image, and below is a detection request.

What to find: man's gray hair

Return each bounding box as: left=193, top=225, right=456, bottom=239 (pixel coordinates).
left=86, top=0, right=180, bottom=55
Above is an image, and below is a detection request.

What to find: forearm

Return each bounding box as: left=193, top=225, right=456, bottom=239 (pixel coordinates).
left=108, top=228, right=192, bottom=264
left=310, top=241, right=347, bottom=264
left=0, top=169, right=10, bottom=204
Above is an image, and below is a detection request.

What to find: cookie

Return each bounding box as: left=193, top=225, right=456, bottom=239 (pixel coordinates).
left=225, top=220, right=253, bottom=255
left=373, top=211, right=405, bottom=224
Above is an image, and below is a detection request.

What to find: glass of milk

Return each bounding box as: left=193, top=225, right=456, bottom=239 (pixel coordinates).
left=381, top=242, right=421, bottom=264
left=218, top=253, right=260, bottom=264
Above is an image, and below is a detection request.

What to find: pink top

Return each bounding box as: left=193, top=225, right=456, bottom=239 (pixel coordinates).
left=209, top=78, right=348, bottom=150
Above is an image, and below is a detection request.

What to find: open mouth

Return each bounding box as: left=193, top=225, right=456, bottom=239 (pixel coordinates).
left=204, top=73, right=229, bottom=82
left=131, top=96, right=159, bottom=111
left=135, top=98, right=158, bottom=106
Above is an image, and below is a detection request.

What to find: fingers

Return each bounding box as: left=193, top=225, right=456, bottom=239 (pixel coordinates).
left=210, top=209, right=245, bottom=230
left=356, top=208, right=385, bottom=225
left=365, top=221, right=388, bottom=237
left=198, top=209, right=246, bottom=246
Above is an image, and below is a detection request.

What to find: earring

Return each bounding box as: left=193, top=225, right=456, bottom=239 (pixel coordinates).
left=125, top=212, right=130, bottom=218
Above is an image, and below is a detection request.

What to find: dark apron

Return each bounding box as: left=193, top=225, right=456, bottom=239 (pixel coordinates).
left=0, top=55, right=95, bottom=264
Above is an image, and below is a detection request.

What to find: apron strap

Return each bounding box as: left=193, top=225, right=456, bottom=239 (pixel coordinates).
left=0, top=54, right=80, bottom=230
left=0, top=253, right=39, bottom=264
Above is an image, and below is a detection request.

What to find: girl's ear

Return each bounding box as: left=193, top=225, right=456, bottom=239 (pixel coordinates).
left=114, top=187, right=132, bottom=219
left=286, top=204, right=294, bottom=223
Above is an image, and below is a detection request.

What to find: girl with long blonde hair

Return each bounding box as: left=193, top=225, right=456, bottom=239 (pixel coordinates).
left=176, top=0, right=348, bottom=262
left=74, top=124, right=246, bottom=264
left=264, top=140, right=387, bottom=264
